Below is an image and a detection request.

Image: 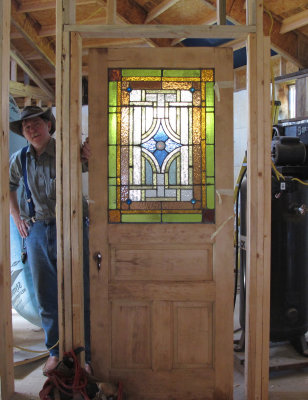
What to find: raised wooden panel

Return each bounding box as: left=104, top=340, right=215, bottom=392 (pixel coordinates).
left=110, top=244, right=213, bottom=281
left=173, top=302, right=213, bottom=368
left=152, top=301, right=172, bottom=371
left=108, top=369, right=215, bottom=400
left=111, top=301, right=151, bottom=369
left=109, top=282, right=216, bottom=302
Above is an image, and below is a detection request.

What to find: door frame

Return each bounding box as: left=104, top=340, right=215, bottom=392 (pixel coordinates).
left=0, top=1, right=271, bottom=399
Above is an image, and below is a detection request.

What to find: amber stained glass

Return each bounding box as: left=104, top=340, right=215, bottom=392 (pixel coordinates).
left=108, top=68, right=215, bottom=223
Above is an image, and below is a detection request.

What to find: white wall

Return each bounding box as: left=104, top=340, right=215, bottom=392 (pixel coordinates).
left=234, top=90, right=248, bottom=185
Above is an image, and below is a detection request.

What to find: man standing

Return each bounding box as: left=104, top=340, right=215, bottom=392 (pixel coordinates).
left=9, top=106, right=91, bottom=374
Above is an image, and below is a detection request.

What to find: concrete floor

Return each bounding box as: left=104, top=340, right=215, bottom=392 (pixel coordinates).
left=10, top=302, right=308, bottom=399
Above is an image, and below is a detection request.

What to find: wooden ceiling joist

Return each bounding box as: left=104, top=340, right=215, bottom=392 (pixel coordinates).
left=217, top=0, right=226, bottom=25
left=280, top=9, right=308, bottom=34
left=66, top=23, right=256, bottom=38
left=106, top=0, right=116, bottom=24
left=82, top=37, right=148, bottom=48
left=115, top=0, right=175, bottom=47
left=144, top=0, right=181, bottom=24
left=199, top=0, right=308, bottom=67
left=10, top=44, right=54, bottom=100
left=11, top=0, right=56, bottom=67
left=170, top=9, right=217, bottom=46
left=15, top=0, right=99, bottom=13
left=10, top=80, right=53, bottom=102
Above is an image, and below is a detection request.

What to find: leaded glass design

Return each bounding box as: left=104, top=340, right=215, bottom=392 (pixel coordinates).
left=108, top=68, right=215, bottom=223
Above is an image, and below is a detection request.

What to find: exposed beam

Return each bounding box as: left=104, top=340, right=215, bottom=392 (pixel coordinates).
left=10, top=80, right=53, bottom=102
left=106, top=0, right=116, bottom=24
left=280, top=9, right=308, bottom=34
left=10, top=44, right=55, bottom=100
left=18, top=49, right=44, bottom=61
left=204, top=0, right=308, bottom=67
left=115, top=0, right=174, bottom=47
left=170, top=9, right=217, bottom=46
left=200, top=0, right=216, bottom=10
left=11, top=0, right=56, bottom=67
left=144, top=0, right=180, bottom=24
left=15, top=0, right=99, bottom=13
left=219, top=37, right=246, bottom=50
left=39, top=14, right=108, bottom=37
left=82, top=37, right=148, bottom=48
left=65, top=23, right=256, bottom=38
left=217, top=0, right=226, bottom=25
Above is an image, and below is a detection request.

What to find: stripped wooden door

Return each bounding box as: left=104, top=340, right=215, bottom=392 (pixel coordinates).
left=88, top=47, right=234, bottom=400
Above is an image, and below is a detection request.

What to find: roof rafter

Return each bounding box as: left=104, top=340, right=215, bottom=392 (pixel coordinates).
left=170, top=10, right=217, bottom=46
left=144, top=0, right=181, bottom=24
left=116, top=0, right=176, bottom=47
left=280, top=10, right=308, bottom=34
left=15, top=0, right=99, bottom=13
left=10, top=80, right=53, bottom=102
left=10, top=44, right=55, bottom=100
left=11, top=0, right=56, bottom=67
left=202, top=0, right=308, bottom=67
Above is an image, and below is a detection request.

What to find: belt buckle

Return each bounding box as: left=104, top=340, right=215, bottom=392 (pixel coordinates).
left=31, top=216, right=36, bottom=223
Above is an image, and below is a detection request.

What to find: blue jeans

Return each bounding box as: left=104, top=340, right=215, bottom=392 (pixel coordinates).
left=25, top=218, right=91, bottom=362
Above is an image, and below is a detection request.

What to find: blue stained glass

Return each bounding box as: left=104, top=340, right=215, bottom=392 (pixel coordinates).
left=191, top=198, right=196, bottom=204
left=154, top=149, right=168, bottom=167
left=154, top=127, right=168, bottom=142
left=142, top=123, right=182, bottom=168
left=169, top=159, right=177, bottom=184
left=145, top=159, right=153, bottom=185
left=190, top=87, right=195, bottom=93
left=142, top=138, right=156, bottom=152
left=165, top=138, right=181, bottom=152
left=126, top=199, right=132, bottom=205
left=126, top=87, right=132, bottom=92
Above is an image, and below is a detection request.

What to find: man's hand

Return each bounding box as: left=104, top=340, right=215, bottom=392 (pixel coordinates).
left=81, top=137, right=91, bottom=163
left=10, top=191, right=29, bottom=238
left=14, top=215, right=29, bottom=238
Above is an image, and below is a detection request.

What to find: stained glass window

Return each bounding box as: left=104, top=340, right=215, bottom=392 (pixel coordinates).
left=108, top=68, right=215, bottom=223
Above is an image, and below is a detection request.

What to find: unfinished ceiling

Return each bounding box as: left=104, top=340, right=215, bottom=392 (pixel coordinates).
left=10, top=0, right=308, bottom=107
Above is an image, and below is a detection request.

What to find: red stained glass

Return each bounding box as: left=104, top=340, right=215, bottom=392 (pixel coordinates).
left=109, top=69, right=121, bottom=81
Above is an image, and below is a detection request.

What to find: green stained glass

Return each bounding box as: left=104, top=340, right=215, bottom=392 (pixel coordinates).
left=207, top=185, right=215, bottom=209
left=206, top=145, right=215, bottom=177
left=122, top=213, right=161, bottom=222
left=163, top=70, right=201, bottom=78
left=206, top=82, right=214, bottom=107
left=109, top=145, right=117, bottom=178
left=206, top=113, right=214, bottom=144
left=109, top=82, right=117, bottom=106
left=123, top=69, right=161, bottom=77
left=108, top=68, right=216, bottom=223
left=109, top=114, right=117, bottom=145
left=109, top=178, right=117, bottom=209
left=163, top=213, right=202, bottom=223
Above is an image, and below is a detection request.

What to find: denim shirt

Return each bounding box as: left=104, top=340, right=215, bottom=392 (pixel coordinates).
left=10, top=137, right=56, bottom=221
left=10, top=137, right=89, bottom=222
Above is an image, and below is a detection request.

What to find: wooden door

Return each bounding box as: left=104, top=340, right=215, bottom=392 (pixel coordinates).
left=88, top=47, right=234, bottom=400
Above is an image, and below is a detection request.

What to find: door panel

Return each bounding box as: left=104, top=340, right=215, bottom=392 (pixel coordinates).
left=89, top=47, right=234, bottom=399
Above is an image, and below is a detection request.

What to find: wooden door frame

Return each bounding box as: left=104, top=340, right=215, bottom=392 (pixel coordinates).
left=0, top=0, right=14, bottom=398
left=0, top=1, right=271, bottom=398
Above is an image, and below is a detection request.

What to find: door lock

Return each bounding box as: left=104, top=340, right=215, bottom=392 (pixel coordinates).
left=94, top=252, right=102, bottom=271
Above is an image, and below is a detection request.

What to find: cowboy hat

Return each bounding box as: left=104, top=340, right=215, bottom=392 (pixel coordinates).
left=9, top=106, right=56, bottom=136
